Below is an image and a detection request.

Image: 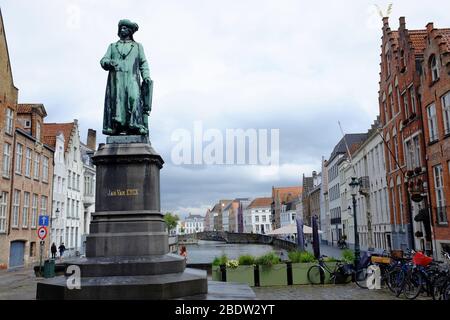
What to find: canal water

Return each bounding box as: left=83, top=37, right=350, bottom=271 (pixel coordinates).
left=184, top=240, right=283, bottom=264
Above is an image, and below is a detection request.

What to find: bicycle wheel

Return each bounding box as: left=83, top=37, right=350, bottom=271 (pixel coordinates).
left=403, top=270, right=422, bottom=300
left=307, top=265, right=325, bottom=285
left=354, top=268, right=369, bottom=289
left=442, top=281, right=450, bottom=301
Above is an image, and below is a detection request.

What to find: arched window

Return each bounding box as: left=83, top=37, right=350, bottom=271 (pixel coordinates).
left=430, top=55, right=440, bottom=82
left=385, top=44, right=391, bottom=77
left=400, top=50, right=406, bottom=72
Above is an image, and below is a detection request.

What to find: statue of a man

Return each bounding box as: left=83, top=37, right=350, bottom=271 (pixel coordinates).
left=101, top=19, right=153, bottom=136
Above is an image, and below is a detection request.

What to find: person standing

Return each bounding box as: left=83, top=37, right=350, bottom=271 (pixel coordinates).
left=180, top=245, right=187, bottom=260
left=58, top=243, right=66, bottom=259
left=51, top=243, right=57, bottom=259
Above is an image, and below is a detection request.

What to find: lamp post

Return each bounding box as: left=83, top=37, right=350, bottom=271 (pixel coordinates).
left=349, top=177, right=360, bottom=268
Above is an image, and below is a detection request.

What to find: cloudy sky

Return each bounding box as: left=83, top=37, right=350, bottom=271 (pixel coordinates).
left=2, top=1, right=449, bottom=218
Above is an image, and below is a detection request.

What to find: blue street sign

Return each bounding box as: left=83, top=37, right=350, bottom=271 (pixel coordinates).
left=39, top=215, right=49, bottom=227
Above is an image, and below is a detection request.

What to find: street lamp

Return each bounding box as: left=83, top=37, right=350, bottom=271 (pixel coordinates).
left=349, top=177, right=360, bottom=268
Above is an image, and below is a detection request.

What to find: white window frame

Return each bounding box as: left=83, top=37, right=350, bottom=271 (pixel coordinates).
left=0, top=192, right=8, bottom=233
left=22, top=192, right=30, bottom=228
left=5, top=108, right=14, bottom=135
left=12, top=190, right=20, bottom=228
left=427, top=103, right=438, bottom=142
left=15, top=143, right=23, bottom=175
left=442, top=92, right=450, bottom=135
left=2, top=143, right=11, bottom=178
left=409, top=86, right=417, bottom=114
left=433, top=165, right=447, bottom=224
left=42, top=156, right=49, bottom=182
left=31, top=194, right=38, bottom=229
left=33, top=153, right=40, bottom=179
left=431, top=55, right=440, bottom=82
left=25, top=148, right=32, bottom=177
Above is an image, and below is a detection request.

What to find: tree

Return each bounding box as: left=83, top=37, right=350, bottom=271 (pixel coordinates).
left=163, top=212, right=179, bottom=232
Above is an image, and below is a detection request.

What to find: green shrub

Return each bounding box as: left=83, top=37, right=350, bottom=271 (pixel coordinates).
left=288, top=251, right=316, bottom=263
left=212, top=254, right=228, bottom=266
left=256, top=252, right=281, bottom=266
left=238, top=255, right=256, bottom=266
left=323, top=256, right=339, bottom=262
left=342, top=249, right=355, bottom=264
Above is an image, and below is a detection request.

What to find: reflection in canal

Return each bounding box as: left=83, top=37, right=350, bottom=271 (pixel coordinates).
left=184, top=240, right=284, bottom=264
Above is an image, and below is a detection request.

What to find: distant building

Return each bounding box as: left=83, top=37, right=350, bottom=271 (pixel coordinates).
left=245, top=197, right=272, bottom=234
left=271, top=186, right=302, bottom=229
left=183, top=213, right=205, bottom=234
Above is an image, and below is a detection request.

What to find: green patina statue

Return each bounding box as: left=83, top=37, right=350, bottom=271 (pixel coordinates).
left=101, top=19, right=153, bottom=136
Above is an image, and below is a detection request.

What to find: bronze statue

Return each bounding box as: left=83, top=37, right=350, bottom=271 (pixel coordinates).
left=101, top=19, right=153, bottom=136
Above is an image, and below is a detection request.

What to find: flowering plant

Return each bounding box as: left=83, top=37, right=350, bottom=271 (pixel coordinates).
left=226, top=260, right=239, bottom=269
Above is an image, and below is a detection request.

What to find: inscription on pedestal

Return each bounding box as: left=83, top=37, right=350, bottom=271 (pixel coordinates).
left=107, top=189, right=139, bottom=197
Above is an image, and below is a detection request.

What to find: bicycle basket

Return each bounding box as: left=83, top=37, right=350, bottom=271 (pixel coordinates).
left=412, top=251, right=433, bottom=266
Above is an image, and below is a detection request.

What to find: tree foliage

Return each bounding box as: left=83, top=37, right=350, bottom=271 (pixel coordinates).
left=163, top=212, right=179, bottom=231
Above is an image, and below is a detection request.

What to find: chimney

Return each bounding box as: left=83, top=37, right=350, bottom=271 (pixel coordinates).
left=399, top=17, right=406, bottom=30
left=87, top=129, right=97, bottom=151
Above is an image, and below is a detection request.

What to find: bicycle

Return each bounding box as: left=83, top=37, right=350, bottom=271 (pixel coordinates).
left=307, top=255, right=353, bottom=285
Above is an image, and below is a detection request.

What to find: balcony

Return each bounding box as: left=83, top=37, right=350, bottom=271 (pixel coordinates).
left=358, top=176, right=370, bottom=196
left=83, top=193, right=95, bottom=206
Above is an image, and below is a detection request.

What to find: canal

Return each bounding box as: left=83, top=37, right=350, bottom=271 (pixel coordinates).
left=184, top=240, right=283, bottom=264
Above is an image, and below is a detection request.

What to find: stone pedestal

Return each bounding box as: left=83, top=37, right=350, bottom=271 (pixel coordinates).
left=36, top=140, right=208, bottom=300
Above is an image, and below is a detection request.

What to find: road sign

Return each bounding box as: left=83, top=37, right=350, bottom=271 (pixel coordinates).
left=38, top=226, right=48, bottom=240
left=39, top=215, right=49, bottom=227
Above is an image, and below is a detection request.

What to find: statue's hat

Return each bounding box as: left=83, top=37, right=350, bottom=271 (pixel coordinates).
left=118, top=19, right=139, bottom=33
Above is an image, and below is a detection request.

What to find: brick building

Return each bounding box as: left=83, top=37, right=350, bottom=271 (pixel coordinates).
left=0, top=9, right=55, bottom=269
left=379, top=17, right=432, bottom=253
left=419, top=23, right=450, bottom=258
left=271, top=186, right=302, bottom=229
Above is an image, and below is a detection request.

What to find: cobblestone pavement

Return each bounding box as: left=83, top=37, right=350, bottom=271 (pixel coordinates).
left=253, top=282, right=429, bottom=300
left=0, top=267, right=431, bottom=300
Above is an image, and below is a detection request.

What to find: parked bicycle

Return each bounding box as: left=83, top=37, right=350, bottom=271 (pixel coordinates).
left=307, top=255, right=353, bottom=285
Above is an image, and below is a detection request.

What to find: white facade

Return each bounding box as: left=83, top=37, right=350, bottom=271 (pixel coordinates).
left=184, top=214, right=204, bottom=234
left=347, top=131, right=392, bottom=252
left=49, top=122, right=93, bottom=257
left=280, top=203, right=297, bottom=227
left=222, top=207, right=230, bottom=232
left=81, top=142, right=95, bottom=255
left=250, top=207, right=272, bottom=234
left=326, top=153, right=345, bottom=245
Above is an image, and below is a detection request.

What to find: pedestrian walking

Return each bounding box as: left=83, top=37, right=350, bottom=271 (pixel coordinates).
left=58, top=243, right=66, bottom=259
left=51, top=243, right=57, bottom=259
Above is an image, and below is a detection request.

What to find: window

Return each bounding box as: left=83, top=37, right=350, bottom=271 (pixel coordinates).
left=403, top=93, right=409, bottom=118
left=25, top=148, right=32, bottom=177
left=5, top=108, right=14, bottom=135
left=255, top=215, right=259, bottom=223
left=68, top=171, right=71, bottom=189
left=262, top=215, right=266, bottom=222
left=393, top=135, right=399, bottom=169
left=427, top=104, right=438, bottom=142
left=22, top=192, right=30, bottom=228
left=433, top=165, right=447, bottom=224
left=58, top=146, right=63, bottom=163
left=16, top=143, right=23, bottom=174
left=33, top=153, right=40, bottom=179
left=385, top=44, right=391, bottom=77
left=413, top=136, right=421, bottom=168
left=66, top=199, right=70, bottom=218
left=2, top=143, right=11, bottom=178
left=41, top=196, right=48, bottom=218
left=389, top=93, right=395, bottom=118
left=442, top=92, right=450, bottom=135
left=12, top=190, right=20, bottom=228
left=31, top=194, right=38, bottom=228
left=72, top=172, right=76, bottom=189
left=405, top=140, right=413, bottom=170
left=0, top=192, right=8, bottom=232
left=73, top=147, right=77, bottom=162
left=77, top=174, right=80, bottom=191
left=42, top=156, right=49, bottom=182
left=431, top=55, right=440, bottom=82
left=76, top=201, right=79, bottom=218
left=410, top=86, right=417, bottom=114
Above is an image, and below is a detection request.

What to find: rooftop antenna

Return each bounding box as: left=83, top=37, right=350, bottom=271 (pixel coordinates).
left=338, top=121, right=357, bottom=176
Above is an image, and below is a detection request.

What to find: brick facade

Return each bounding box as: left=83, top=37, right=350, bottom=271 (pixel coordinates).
left=419, top=23, right=450, bottom=257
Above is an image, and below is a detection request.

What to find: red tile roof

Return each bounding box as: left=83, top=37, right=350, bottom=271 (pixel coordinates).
left=408, top=30, right=428, bottom=52
left=272, top=186, right=302, bottom=204
left=43, top=123, right=75, bottom=152
left=17, top=103, right=47, bottom=117
left=436, top=29, right=450, bottom=53
left=247, top=197, right=272, bottom=209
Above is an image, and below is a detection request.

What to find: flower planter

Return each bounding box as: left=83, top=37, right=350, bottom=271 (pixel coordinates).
left=211, top=265, right=222, bottom=281
left=291, top=262, right=316, bottom=285
left=226, top=265, right=255, bottom=286
left=258, top=264, right=288, bottom=286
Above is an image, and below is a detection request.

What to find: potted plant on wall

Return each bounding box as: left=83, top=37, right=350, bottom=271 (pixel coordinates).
left=211, top=254, right=228, bottom=281
left=288, top=251, right=317, bottom=285
left=256, top=252, right=287, bottom=286
left=225, top=255, right=256, bottom=286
